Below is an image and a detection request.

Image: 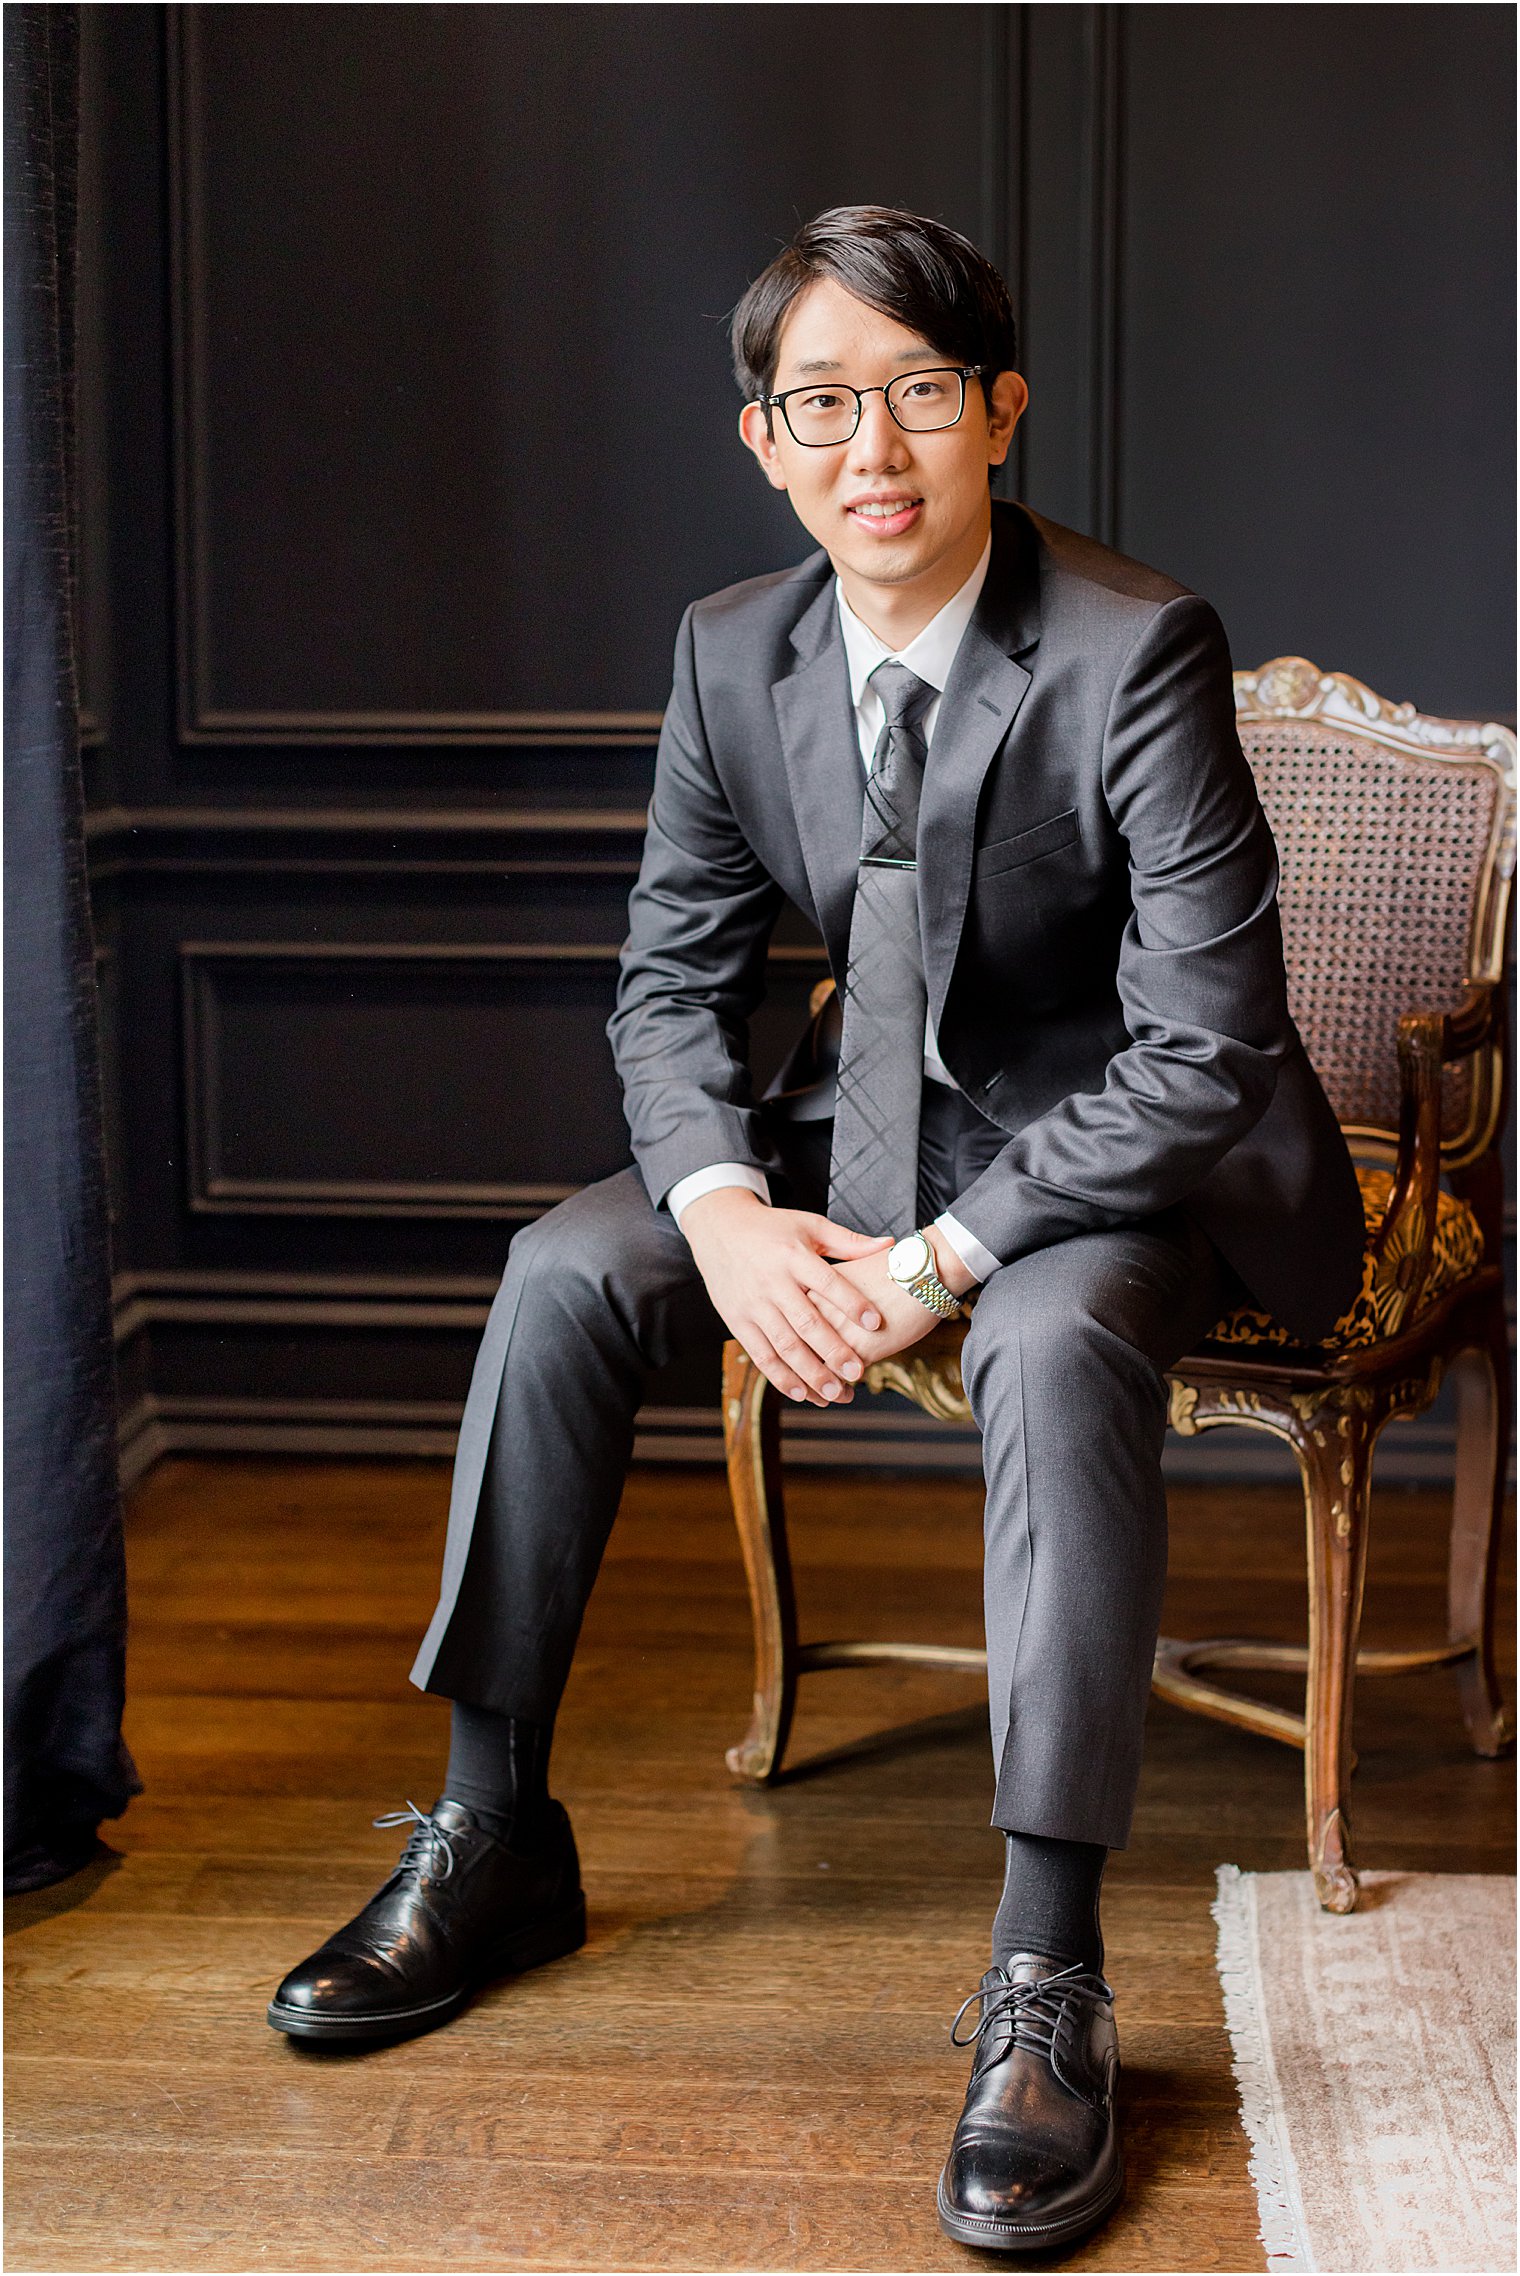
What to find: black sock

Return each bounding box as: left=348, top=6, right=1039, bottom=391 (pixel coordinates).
left=442, top=1702, right=554, bottom=1850
left=991, top=1830, right=1107, bottom=1973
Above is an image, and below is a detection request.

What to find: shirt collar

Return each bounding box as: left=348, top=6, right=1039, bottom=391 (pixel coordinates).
left=835, top=531, right=993, bottom=709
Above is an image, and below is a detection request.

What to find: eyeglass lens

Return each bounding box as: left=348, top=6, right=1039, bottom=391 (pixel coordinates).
left=780, top=369, right=967, bottom=446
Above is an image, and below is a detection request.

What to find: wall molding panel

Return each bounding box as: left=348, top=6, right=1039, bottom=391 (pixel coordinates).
left=1017, top=3, right=1125, bottom=541
left=177, top=937, right=829, bottom=1219
left=179, top=938, right=624, bottom=1219
left=166, top=9, right=667, bottom=749
left=86, top=804, right=651, bottom=880
left=1085, top=2, right=1123, bottom=548
left=165, top=4, right=1016, bottom=749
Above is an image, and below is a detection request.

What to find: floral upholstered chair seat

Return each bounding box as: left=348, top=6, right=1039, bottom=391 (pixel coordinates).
left=1207, top=1165, right=1484, bottom=1353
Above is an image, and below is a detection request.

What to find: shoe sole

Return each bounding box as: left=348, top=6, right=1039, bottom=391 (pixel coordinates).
left=266, top=1891, right=588, bottom=2046
left=935, top=2159, right=1124, bottom=2253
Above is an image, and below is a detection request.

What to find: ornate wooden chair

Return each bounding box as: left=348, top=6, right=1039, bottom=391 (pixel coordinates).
left=722, top=657, right=1515, bottom=1913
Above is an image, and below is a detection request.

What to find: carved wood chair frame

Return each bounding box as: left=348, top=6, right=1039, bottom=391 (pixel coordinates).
left=721, top=657, right=1516, bottom=1914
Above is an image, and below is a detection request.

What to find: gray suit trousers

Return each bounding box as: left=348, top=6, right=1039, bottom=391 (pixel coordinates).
left=411, top=1085, right=1238, bottom=1850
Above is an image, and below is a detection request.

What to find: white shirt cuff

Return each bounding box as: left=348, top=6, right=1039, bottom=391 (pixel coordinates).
left=932, top=1209, right=1001, bottom=1284
left=667, top=1162, right=771, bottom=1230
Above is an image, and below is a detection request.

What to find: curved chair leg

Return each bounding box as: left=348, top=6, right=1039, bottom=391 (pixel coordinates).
left=1297, top=1395, right=1377, bottom=1913
left=1447, top=1317, right=1516, bottom=1758
left=721, top=1341, right=796, bottom=1784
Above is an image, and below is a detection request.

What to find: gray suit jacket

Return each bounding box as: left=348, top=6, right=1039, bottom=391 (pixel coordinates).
left=607, top=501, right=1365, bottom=1344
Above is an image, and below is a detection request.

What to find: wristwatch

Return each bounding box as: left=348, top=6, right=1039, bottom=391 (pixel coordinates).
left=886, top=1229, right=966, bottom=1321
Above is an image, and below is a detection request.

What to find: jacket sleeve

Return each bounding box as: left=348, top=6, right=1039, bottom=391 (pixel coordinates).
left=946, top=595, right=1298, bottom=1265
left=606, top=605, right=787, bottom=1211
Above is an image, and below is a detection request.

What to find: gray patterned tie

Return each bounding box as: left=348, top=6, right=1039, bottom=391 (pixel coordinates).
left=827, top=661, right=936, bottom=1236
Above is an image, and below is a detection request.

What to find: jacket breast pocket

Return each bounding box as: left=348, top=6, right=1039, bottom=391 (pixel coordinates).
left=974, top=806, right=1080, bottom=880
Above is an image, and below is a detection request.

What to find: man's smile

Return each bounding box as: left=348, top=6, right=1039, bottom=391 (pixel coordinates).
left=845, top=490, right=925, bottom=537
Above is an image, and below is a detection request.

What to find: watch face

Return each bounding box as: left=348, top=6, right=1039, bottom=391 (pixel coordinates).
left=888, top=1232, right=932, bottom=1285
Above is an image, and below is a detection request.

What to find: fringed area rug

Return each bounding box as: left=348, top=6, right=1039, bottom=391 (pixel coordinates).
left=1213, top=1866, right=1516, bottom=2274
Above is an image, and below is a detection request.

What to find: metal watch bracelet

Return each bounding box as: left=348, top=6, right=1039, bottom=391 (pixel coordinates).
left=890, top=1230, right=966, bottom=1320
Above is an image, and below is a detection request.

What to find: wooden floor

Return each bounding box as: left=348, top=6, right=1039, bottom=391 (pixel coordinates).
left=5, top=1454, right=1514, bottom=2273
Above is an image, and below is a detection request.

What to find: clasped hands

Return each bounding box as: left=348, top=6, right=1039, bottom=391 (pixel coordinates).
left=679, top=1187, right=977, bottom=1407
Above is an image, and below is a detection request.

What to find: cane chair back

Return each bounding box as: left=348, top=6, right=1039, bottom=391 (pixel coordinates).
left=1234, top=658, right=1514, bottom=1165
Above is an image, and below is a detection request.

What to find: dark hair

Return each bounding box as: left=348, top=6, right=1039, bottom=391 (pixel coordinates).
left=730, top=204, right=1018, bottom=403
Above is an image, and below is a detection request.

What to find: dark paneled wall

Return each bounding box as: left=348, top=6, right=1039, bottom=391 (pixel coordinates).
left=80, top=4, right=1513, bottom=1482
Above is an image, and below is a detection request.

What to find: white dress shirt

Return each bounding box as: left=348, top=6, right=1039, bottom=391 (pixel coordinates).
left=666, top=536, right=1002, bottom=1284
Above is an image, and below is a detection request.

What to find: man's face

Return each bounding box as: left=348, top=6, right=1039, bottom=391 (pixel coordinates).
left=738, top=276, right=1026, bottom=596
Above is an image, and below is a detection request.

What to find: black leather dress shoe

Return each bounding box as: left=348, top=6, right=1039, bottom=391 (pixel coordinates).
left=937, top=1954, right=1123, bottom=2252
left=267, top=1797, right=585, bottom=2045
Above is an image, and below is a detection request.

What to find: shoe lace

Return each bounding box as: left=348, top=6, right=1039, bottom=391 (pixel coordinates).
left=948, top=1961, right=1110, bottom=2064
left=372, top=1800, right=457, bottom=1883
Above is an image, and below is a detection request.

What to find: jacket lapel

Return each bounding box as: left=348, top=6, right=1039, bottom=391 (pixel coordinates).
left=918, top=509, right=1041, bottom=1026
left=771, top=577, right=863, bottom=970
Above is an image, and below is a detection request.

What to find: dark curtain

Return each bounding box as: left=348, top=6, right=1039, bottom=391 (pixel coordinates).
left=4, top=2, right=139, bottom=1894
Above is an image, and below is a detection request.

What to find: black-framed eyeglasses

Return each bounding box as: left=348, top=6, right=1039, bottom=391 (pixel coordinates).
left=760, top=365, right=988, bottom=447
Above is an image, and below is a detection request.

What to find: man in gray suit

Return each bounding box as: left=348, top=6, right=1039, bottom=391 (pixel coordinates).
left=270, top=206, right=1363, bottom=2249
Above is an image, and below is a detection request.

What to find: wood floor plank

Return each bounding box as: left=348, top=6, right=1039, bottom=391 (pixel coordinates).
left=5, top=1456, right=1512, bottom=2273
left=6, top=2054, right=1247, bottom=2187
left=4, top=2144, right=1267, bottom=2272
